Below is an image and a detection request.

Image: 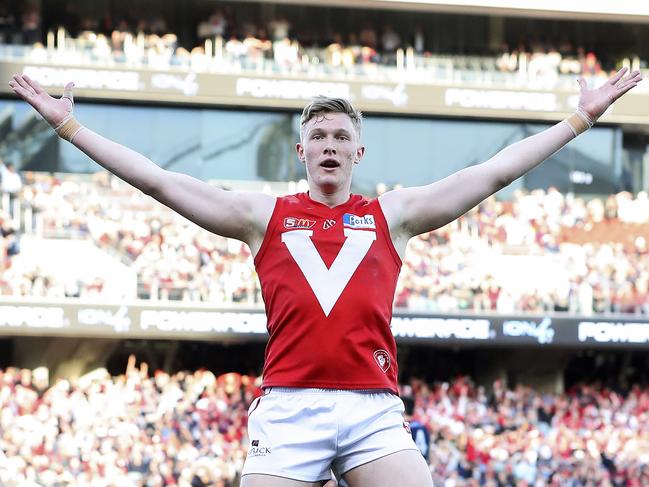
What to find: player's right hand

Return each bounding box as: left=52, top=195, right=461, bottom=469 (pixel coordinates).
left=9, top=74, right=74, bottom=128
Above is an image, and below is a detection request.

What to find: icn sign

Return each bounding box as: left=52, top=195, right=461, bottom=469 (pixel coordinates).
left=569, top=171, right=594, bottom=185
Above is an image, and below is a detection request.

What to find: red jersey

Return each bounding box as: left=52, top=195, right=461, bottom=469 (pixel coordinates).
left=254, top=192, right=402, bottom=393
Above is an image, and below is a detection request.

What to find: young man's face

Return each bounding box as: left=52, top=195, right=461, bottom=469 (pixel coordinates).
left=296, top=112, right=365, bottom=193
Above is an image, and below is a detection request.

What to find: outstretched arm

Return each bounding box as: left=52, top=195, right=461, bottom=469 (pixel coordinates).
left=380, top=68, right=641, bottom=244
left=9, top=75, right=274, bottom=252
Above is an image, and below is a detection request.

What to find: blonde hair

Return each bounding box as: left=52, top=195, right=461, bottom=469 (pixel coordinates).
left=300, top=96, right=363, bottom=140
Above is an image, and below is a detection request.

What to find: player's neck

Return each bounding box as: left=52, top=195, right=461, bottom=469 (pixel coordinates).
left=308, top=187, right=350, bottom=208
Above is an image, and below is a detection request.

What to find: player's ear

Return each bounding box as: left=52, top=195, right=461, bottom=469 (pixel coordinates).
left=354, top=145, right=366, bottom=164
left=296, top=142, right=306, bottom=163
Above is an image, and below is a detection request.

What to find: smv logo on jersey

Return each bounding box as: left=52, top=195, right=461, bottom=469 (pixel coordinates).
left=284, top=217, right=316, bottom=229
left=343, top=214, right=375, bottom=229
left=282, top=228, right=376, bottom=316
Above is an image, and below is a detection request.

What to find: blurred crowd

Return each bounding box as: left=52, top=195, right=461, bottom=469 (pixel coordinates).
left=2, top=171, right=649, bottom=316
left=394, top=188, right=649, bottom=316
left=409, top=375, right=649, bottom=486
left=1, top=2, right=637, bottom=86
left=0, top=360, right=256, bottom=487
left=0, top=171, right=260, bottom=303
left=3, top=362, right=649, bottom=486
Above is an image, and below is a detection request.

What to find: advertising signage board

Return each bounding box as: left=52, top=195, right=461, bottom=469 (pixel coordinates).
left=1, top=298, right=649, bottom=348
left=1, top=61, right=648, bottom=124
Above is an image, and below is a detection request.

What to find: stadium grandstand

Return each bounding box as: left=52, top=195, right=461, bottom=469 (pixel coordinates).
left=1, top=0, right=649, bottom=485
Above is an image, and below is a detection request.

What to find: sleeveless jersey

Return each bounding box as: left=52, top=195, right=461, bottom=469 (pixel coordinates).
left=254, top=192, right=402, bottom=393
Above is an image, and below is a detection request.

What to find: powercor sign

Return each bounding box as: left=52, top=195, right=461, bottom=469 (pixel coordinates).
left=1, top=61, right=647, bottom=124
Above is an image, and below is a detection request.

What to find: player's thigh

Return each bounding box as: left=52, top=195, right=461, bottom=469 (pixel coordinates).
left=342, top=449, right=433, bottom=487
left=241, top=474, right=332, bottom=487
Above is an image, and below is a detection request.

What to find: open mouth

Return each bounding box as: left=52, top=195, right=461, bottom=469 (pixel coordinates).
left=320, top=159, right=340, bottom=168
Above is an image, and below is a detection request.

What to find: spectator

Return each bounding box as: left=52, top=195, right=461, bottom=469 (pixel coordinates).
left=412, top=25, right=425, bottom=55
left=381, top=24, right=401, bottom=56
left=0, top=160, right=23, bottom=217
left=20, top=5, right=40, bottom=44
left=197, top=8, right=228, bottom=43
left=267, top=16, right=290, bottom=42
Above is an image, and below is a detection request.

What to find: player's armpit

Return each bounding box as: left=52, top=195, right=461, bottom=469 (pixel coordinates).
left=378, top=164, right=501, bottom=240
left=150, top=172, right=276, bottom=251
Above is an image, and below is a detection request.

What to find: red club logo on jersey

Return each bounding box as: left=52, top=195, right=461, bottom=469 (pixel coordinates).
left=323, top=219, right=336, bottom=230
left=284, top=217, right=316, bottom=229
left=373, top=349, right=391, bottom=373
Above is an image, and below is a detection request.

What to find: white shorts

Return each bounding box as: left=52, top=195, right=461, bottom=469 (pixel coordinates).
left=242, top=387, right=419, bottom=483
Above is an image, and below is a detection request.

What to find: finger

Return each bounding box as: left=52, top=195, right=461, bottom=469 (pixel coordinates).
left=627, top=70, right=643, bottom=82
left=8, top=80, right=33, bottom=101
left=22, top=74, right=44, bottom=94
left=12, top=74, right=35, bottom=95
left=608, top=67, right=628, bottom=85
left=618, top=75, right=642, bottom=89
left=576, top=77, right=587, bottom=91
left=615, top=82, right=638, bottom=98
left=617, top=78, right=639, bottom=91
left=620, top=70, right=642, bottom=84
left=62, top=82, right=75, bottom=107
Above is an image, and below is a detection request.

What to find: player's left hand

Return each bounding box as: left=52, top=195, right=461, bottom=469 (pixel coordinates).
left=577, top=67, right=642, bottom=121
left=322, top=480, right=338, bottom=487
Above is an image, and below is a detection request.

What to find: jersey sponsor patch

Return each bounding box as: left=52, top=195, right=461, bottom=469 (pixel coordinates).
left=284, top=217, right=316, bottom=229
left=373, top=349, right=391, bottom=372
left=343, top=213, right=375, bottom=229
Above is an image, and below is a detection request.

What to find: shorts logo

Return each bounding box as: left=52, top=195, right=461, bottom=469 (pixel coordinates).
left=248, top=440, right=271, bottom=457
left=373, top=349, right=391, bottom=373
left=323, top=219, right=336, bottom=230
left=403, top=421, right=411, bottom=434
left=343, top=214, right=375, bottom=229
left=284, top=217, right=316, bottom=229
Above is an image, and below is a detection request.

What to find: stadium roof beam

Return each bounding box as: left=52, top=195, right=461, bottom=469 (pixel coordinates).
left=241, top=0, right=649, bottom=23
